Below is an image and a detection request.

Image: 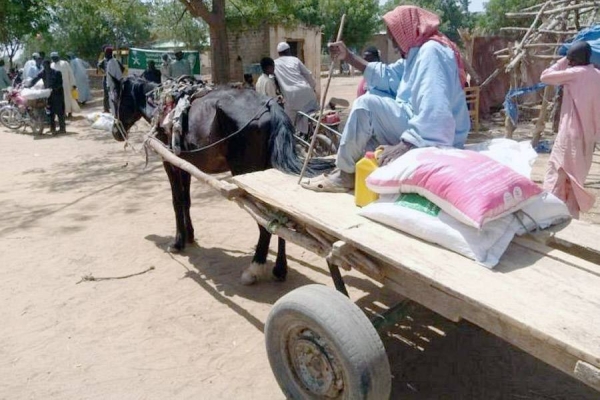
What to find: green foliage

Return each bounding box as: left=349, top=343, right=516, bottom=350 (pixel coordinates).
left=319, top=0, right=380, bottom=49
left=381, top=0, right=473, bottom=43
left=476, top=0, right=541, bottom=35
left=21, top=0, right=153, bottom=64
left=0, top=0, right=52, bottom=64
left=150, top=0, right=209, bottom=51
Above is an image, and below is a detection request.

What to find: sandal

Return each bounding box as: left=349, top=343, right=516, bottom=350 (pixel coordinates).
left=301, top=174, right=352, bottom=193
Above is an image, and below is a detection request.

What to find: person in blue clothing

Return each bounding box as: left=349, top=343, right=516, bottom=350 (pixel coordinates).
left=302, top=5, right=471, bottom=192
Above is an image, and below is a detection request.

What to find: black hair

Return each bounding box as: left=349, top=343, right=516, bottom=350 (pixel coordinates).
left=567, top=41, right=592, bottom=66
left=260, top=57, right=275, bottom=72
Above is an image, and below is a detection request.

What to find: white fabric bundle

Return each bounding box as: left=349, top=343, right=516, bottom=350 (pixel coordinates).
left=90, top=113, right=115, bottom=132
left=20, top=88, right=52, bottom=100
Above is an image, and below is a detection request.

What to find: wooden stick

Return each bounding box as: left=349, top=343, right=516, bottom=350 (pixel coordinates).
left=506, top=2, right=599, bottom=17
left=144, top=136, right=242, bottom=199
left=520, top=0, right=573, bottom=12
left=297, top=14, right=346, bottom=184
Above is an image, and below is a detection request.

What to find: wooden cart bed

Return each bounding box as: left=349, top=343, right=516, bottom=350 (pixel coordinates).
left=232, top=168, right=600, bottom=392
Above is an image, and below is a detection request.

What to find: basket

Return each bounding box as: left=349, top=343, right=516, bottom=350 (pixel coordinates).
left=27, top=98, right=47, bottom=109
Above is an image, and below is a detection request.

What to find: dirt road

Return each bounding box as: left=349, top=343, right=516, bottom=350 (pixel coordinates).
left=1, top=78, right=598, bottom=399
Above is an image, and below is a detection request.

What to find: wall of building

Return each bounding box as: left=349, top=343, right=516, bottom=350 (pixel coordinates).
left=269, top=24, right=322, bottom=93
left=226, top=25, right=271, bottom=83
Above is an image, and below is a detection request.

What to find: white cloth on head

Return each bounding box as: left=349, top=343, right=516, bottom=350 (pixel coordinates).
left=51, top=60, right=80, bottom=114
left=277, top=42, right=290, bottom=52
left=70, top=58, right=92, bottom=103
left=274, top=56, right=318, bottom=134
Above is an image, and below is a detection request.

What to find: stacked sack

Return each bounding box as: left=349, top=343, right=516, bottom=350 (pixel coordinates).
left=359, top=139, right=571, bottom=268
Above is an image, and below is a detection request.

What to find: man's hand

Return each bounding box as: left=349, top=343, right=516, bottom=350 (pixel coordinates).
left=377, top=141, right=414, bottom=166
left=328, top=41, right=348, bottom=62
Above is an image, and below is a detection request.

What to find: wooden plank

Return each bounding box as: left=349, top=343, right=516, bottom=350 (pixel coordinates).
left=232, top=170, right=600, bottom=384
left=531, top=220, right=600, bottom=264
left=575, top=361, right=600, bottom=392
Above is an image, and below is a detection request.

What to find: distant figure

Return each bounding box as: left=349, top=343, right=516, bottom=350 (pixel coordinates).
left=30, top=60, right=66, bottom=134
left=356, top=46, right=381, bottom=97
left=160, top=54, right=171, bottom=83
left=51, top=51, right=80, bottom=117
left=104, top=47, right=123, bottom=115
left=68, top=52, right=92, bottom=104
left=274, top=41, right=319, bottom=134
left=97, top=47, right=111, bottom=112
left=256, top=57, right=279, bottom=99
left=168, top=51, right=191, bottom=80
left=0, top=60, right=11, bottom=90
left=540, top=41, right=600, bottom=218
left=142, top=60, right=161, bottom=84
left=23, top=53, right=42, bottom=81
left=243, top=73, right=254, bottom=89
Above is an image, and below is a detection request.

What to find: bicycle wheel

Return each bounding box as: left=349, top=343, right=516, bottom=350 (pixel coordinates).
left=0, top=106, right=24, bottom=129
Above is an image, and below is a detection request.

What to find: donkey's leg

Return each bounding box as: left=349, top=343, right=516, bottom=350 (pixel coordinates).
left=180, top=170, right=195, bottom=244
left=241, top=224, right=272, bottom=285
left=272, top=237, right=288, bottom=282
left=163, top=163, right=187, bottom=252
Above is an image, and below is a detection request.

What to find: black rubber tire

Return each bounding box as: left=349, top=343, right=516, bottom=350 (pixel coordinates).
left=0, top=106, right=24, bottom=129
left=265, top=284, right=391, bottom=400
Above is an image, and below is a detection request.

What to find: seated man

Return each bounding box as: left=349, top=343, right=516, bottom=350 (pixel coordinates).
left=303, top=5, right=470, bottom=192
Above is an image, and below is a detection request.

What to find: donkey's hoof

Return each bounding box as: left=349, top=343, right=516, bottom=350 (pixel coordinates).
left=241, top=262, right=268, bottom=285
left=167, top=242, right=184, bottom=253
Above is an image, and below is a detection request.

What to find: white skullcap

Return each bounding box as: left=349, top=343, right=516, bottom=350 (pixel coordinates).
left=277, top=42, right=290, bottom=53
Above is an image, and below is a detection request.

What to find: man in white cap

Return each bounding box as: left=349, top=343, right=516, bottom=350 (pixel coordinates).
left=274, top=41, right=318, bottom=134
left=51, top=51, right=80, bottom=117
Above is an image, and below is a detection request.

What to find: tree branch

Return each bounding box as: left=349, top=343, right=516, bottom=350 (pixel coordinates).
left=179, top=0, right=216, bottom=26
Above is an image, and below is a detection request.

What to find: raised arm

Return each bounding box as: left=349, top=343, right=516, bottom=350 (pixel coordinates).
left=540, top=57, right=577, bottom=86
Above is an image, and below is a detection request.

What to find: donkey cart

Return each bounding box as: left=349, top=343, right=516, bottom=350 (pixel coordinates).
left=147, top=137, right=600, bottom=400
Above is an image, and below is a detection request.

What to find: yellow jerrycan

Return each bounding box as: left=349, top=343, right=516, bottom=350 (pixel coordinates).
left=354, top=150, right=380, bottom=207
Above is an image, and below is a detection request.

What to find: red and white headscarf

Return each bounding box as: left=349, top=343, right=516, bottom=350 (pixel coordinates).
left=383, top=5, right=467, bottom=86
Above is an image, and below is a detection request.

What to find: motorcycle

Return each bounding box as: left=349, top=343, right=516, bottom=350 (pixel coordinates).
left=0, top=86, right=48, bottom=135
left=295, top=97, right=348, bottom=157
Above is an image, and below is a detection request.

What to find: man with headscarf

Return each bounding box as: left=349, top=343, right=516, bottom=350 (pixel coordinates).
left=302, top=5, right=470, bottom=192
left=50, top=51, right=80, bottom=118
left=540, top=41, right=600, bottom=218
left=356, top=46, right=381, bottom=97
left=29, top=60, right=66, bottom=134
left=104, top=47, right=123, bottom=115
left=168, top=51, right=191, bottom=80
left=68, top=53, right=92, bottom=104
left=23, top=53, right=42, bottom=81
left=274, top=41, right=319, bottom=135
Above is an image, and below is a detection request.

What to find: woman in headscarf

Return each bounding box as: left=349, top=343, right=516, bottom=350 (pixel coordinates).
left=302, top=5, right=470, bottom=192
left=540, top=41, right=600, bottom=218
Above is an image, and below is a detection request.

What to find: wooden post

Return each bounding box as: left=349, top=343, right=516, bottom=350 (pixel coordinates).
left=531, top=85, right=553, bottom=147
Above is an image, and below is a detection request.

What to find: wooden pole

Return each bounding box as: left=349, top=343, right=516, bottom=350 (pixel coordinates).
left=297, top=14, right=346, bottom=184
left=144, top=136, right=242, bottom=199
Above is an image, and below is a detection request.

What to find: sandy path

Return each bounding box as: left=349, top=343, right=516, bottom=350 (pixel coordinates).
left=0, top=79, right=598, bottom=399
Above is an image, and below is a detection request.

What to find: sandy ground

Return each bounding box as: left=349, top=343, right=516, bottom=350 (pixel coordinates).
left=1, top=77, right=599, bottom=400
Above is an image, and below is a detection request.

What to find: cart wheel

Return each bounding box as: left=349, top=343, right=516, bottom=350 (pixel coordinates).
left=0, top=106, right=24, bottom=129
left=265, top=284, right=391, bottom=400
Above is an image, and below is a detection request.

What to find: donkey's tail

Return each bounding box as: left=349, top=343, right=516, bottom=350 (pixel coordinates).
left=268, top=101, right=334, bottom=177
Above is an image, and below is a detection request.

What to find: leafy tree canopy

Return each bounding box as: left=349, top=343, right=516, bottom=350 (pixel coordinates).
left=476, top=0, right=541, bottom=35
left=151, top=0, right=209, bottom=51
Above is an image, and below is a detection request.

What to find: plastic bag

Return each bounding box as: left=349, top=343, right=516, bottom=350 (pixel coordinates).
left=91, top=113, right=114, bottom=131
left=20, top=88, right=52, bottom=100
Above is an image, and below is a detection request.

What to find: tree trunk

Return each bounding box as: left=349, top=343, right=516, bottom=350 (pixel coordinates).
left=209, top=22, right=230, bottom=84
left=181, top=0, right=230, bottom=84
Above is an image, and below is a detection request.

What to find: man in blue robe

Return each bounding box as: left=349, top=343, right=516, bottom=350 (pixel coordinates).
left=303, top=5, right=470, bottom=192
